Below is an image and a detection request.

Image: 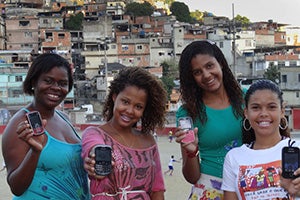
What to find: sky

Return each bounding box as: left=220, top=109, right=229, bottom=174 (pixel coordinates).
left=181, top=0, right=300, bottom=26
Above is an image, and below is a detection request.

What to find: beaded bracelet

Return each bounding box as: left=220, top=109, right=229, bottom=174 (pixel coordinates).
left=187, top=147, right=199, bottom=158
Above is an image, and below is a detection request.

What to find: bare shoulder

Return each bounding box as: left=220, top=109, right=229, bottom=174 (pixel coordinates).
left=3, top=109, right=27, bottom=138
left=135, top=130, right=156, bottom=147
left=55, top=110, right=70, bottom=120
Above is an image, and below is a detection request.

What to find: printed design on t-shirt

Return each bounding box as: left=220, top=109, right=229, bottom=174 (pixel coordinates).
left=224, top=139, right=239, bottom=151
left=192, top=179, right=223, bottom=200
left=238, top=160, right=290, bottom=200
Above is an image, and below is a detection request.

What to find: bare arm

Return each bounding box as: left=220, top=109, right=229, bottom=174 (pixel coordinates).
left=224, top=191, right=239, bottom=200
left=2, top=113, right=46, bottom=196
left=175, top=128, right=201, bottom=184
left=150, top=190, right=164, bottom=200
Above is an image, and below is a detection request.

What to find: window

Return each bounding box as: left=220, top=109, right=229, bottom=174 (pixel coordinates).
left=290, top=61, right=297, bottom=67
left=43, top=19, right=48, bottom=24
left=46, top=32, right=53, bottom=38
left=282, top=75, right=287, bottom=83
left=296, top=92, right=299, bottom=98
left=278, top=61, right=285, bottom=67
left=24, top=32, right=32, bottom=37
left=111, top=44, right=116, bottom=49
left=245, top=40, right=252, bottom=47
left=19, top=21, right=29, bottom=26
left=137, top=45, right=142, bottom=50
left=298, top=74, right=300, bottom=82
left=15, top=76, right=23, bottom=82
left=219, top=41, right=223, bottom=48
left=58, top=33, right=65, bottom=39
left=122, top=45, right=128, bottom=51
left=21, top=44, right=33, bottom=48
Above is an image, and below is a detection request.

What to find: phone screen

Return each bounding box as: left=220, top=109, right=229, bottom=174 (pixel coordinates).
left=95, top=147, right=111, bottom=161
left=178, top=117, right=193, bottom=130
left=178, top=117, right=195, bottom=144
left=282, top=147, right=300, bottom=178
left=94, top=145, right=112, bottom=176
left=26, top=111, right=44, bottom=135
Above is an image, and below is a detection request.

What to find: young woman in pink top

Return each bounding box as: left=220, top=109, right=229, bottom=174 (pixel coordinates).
left=81, top=67, right=167, bottom=199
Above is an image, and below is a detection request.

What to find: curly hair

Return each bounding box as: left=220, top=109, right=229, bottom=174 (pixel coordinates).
left=242, top=79, right=290, bottom=144
left=179, top=40, right=244, bottom=123
left=102, top=67, right=167, bottom=134
left=23, top=53, right=73, bottom=95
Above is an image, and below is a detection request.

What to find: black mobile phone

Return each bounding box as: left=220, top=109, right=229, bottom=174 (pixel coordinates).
left=26, top=111, right=44, bottom=136
left=282, top=146, right=300, bottom=179
left=178, top=117, right=195, bottom=144
left=94, top=145, right=112, bottom=176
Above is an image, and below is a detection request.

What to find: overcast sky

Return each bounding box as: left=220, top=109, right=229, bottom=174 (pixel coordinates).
left=180, top=0, right=300, bottom=26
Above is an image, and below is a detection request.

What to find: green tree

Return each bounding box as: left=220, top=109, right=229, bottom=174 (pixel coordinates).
left=190, top=10, right=204, bottom=22
left=160, top=60, right=178, bottom=99
left=264, top=63, right=280, bottom=83
left=170, top=1, right=192, bottom=23
left=125, top=2, right=154, bottom=17
left=235, top=14, right=251, bottom=27
left=65, top=12, right=84, bottom=30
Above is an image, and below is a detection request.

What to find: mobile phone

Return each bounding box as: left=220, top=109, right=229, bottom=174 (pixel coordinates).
left=94, top=145, right=112, bottom=176
left=178, top=117, right=195, bottom=144
left=282, top=146, right=300, bottom=179
left=26, top=111, right=44, bottom=136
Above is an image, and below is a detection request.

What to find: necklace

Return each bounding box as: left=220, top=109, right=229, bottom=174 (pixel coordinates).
left=108, top=123, right=135, bottom=148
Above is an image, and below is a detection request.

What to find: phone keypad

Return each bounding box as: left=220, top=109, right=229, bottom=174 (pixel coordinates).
left=95, top=161, right=111, bottom=175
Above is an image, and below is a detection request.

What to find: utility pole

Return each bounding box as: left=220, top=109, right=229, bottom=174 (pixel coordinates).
left=232, top=3, right=237, bottom=78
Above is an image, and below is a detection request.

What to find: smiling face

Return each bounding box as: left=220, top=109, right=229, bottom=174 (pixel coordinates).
left=190, top=54, right=224, bottom=94
left=34, top=66, right=69, bottom=109
left=244, top=89, right=284, bottom=137
left=112, top=85, right=147, bottom=128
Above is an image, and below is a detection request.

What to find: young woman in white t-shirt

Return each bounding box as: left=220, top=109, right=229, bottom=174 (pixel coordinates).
left=222, top=79, right=300, bottom=200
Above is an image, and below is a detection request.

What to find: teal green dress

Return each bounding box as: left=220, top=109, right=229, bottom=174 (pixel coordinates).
left=13, top=109, right=90, bottom=200
left=176, top=105, right=243, bottom=178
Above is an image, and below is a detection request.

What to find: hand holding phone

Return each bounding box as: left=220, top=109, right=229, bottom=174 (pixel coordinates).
left=282, top=146, right=300, bottom=179
left=178, top=117, right=195, bottom=144
left=26, top=111, right=44, bottom=136
left=94, top=145, right=112, bottom=176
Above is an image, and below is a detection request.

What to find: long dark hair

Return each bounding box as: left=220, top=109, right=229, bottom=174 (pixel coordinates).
left=179, top=40, right=244, bottom=123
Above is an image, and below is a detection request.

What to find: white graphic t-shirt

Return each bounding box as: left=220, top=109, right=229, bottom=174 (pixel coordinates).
left=222, top=138, right=297, bottom=200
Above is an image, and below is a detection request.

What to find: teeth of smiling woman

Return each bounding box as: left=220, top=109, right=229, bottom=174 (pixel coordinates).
left=259, top=121, right=270, bottom=127
left=121, top=115, right=131, bottom=122
left=48, top=94, right=59, bottom=99
left=207, top=79, right=214, bottom=84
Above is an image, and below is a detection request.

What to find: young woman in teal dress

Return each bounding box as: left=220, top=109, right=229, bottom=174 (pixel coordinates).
left=2, top=53, right=89, bottom=199
left=175, top=40, right=245, bottom=199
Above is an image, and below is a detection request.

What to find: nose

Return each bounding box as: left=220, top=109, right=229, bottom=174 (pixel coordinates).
left=126, top=105, right=134, bottom=114
left=259, top=108, right=269, bottom=117
left=202, top=69, right=210, bottom=78
left=50, top=81, right=62, bottom=90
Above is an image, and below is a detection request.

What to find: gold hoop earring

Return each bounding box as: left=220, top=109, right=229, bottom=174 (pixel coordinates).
left=243, top=118, right=252, bottom=131
left=279, top=117, right=288, bottom=130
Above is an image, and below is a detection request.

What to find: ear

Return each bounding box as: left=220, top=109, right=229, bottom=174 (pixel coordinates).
left=243, top=108, right=248, bottom=119
left=280, top=106, right=285, bottom=118
left=112, top=93, right=117, bottom=102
